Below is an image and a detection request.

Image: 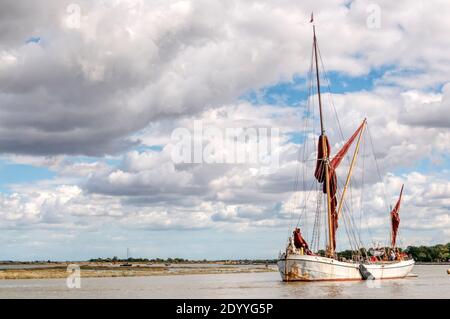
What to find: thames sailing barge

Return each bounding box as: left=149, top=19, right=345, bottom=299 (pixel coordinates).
left=277, top=18, right=414, bottom=281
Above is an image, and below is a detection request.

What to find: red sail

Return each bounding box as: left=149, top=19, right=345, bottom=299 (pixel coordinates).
left=313, top=134, right=337, bottom=248
left=330, top=120, right=365, bottom=171
left=313, top=120, right=365, bottom=249
left=314, top=135, right=330, bottom=183
left=391, top=185, right=404, bottom=247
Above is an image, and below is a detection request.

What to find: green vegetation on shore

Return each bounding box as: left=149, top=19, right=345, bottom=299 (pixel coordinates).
left=335, top=243, right=450, bottom=262
left=88, top=257, right=190, bottom=263
left=404, top=243, right=450, bottom=262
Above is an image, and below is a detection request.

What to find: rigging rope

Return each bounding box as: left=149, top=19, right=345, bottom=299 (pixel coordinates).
left=367, top=123, right=389, bottom=212
left=316, top=42, right=367, bottom=254
left=367, top=123, right=392, bottom=247
left=287, top=34, right=389, bottom=257
left=287, top=42, right=316, bottom=241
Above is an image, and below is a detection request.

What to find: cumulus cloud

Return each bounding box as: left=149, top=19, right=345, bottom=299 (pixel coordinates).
left=0, top=0, right=312, bottom=155
left=2, top=88, right=449, bottom=249
left=401, top=83, right=450, bottom=129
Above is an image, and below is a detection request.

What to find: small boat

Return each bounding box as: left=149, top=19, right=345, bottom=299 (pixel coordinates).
left=277, top=16, right=414, bottom=282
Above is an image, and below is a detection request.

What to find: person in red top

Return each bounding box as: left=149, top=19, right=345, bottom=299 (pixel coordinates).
left=293, top=228, right=313, bottom=255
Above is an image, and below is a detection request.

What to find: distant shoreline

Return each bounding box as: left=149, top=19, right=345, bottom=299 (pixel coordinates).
left=0, top=260, right=450, bottom=271
left=2, top=260, right=450, bottom=266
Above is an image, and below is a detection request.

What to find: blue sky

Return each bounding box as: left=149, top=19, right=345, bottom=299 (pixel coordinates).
left=242, top=67, right=391, bottom=107
left=0, top=160, right=54, bottom=193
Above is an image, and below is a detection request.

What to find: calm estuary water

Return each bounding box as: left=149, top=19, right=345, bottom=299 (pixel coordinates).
left=0, top=265, right=448, bottom=298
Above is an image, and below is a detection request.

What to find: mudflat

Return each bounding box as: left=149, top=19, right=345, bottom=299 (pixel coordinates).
left=0, top=262, right=276, bottom=280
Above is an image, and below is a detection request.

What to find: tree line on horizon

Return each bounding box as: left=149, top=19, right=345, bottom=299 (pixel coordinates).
left=333, top=243, right=450, bottom=262
left=404, top=243, right=450, bottom=262
left=88, top=257, right=191, bottom=263
left=87, top=243, right=450, bottom=263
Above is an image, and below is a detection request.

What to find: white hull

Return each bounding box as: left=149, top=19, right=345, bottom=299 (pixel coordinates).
left=278, top=254, right=415, bottom=281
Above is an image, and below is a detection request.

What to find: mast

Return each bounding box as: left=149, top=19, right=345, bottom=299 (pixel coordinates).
left=313, top=25, right=325, bottom=135
left=312, top=22, right=334, bottom=257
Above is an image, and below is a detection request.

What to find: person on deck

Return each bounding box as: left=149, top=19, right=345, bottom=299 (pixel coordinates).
left=293, top=228, right=313, bottom=255
left=389, top=250, right=396, bottom=261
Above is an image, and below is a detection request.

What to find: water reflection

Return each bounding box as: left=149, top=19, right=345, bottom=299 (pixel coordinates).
left=324, top=284, right=344, bottom=298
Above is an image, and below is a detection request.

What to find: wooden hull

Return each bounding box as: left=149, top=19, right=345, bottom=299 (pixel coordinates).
left=278, top=254, right=415, bottom=281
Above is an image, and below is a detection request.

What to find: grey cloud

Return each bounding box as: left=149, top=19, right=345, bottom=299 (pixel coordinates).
left=0, top=0, right=64, bottom=48
left=0, top=0, right=315, bottom=156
